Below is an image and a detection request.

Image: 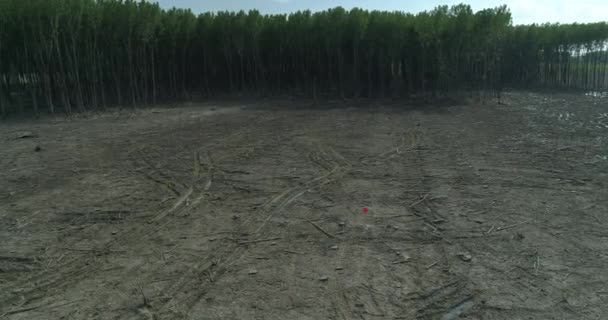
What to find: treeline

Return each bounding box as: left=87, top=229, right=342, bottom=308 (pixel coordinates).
left=0, top=0, right=607, bottom=115
left=504, top=23, right=608, bottom=90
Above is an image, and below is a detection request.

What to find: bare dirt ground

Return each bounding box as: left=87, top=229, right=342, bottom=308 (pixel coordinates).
left=1, top=91, right=607, bottom=320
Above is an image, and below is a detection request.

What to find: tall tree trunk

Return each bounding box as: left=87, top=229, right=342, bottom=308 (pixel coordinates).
left=202, top=46, right=210, bottom=96
left=0, top=91, right=5, bottom=118
left=112, top=55, right=122, bottom=108
left=239, top=51, right=245, bottom=92
left=367, top=51, right=373, bottom=98
left=54, top=36, right=71, bottom=114
left=223, top=46, right=234, bottom=93
left=127, top=40, right=136, bottom=108
left=352, top=42, right=357, bottom=98
left=71, top=36, right=85, bottom=112
left=151, top=45, right=157, bottom=104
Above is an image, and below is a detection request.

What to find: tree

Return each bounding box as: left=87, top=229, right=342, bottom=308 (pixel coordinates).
left=1, top=1, right=607, bottom=116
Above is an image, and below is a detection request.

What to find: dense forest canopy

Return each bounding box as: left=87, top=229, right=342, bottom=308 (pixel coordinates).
left=0, top=0, right=607, bottom=115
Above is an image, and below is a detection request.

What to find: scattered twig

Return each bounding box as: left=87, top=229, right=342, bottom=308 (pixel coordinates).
left=426, top=260, right=440, bottom=270
left=409, top=194, right=429, bottom=208
left=392, top=259, right=411, bottom=264
left=238, top=237, right=281, bottom=245
left=46, top=252, right=65, bottom=269
left=496, top=220, right=531, bottom=231
left=11, top=131, right=37, bottom=140
left=296, top=217, right=328, bottom=223
left=163, top=244, right=179, bottom=254
left=139, top=286, right=150, bottom=307
left=221, top=169, right=250, bottom=175
left=416, top=278, right=459, bottom=302
left=374, top=215, right=421, bottom=221
left=425, top=222, right=439, bottom=233
left=61, top=248, right=126, bottom=253
left=203, top=151, right=214, bottom=191
left=160, top=197, right=175, bottom=204
left=306, top=220, right=335, bottom=238
left=198, top=231, right=235, bottom=238
left=230, top=185, right=251, bottom=193
left=534, top=254, right=540, bottom=275
left=283, top=250, right=303, bottom=255
left=485, top=225, right=495, bottom=235
left=193, top=152, right=201, bottom=178
left=567, top=179, right=587, bottom=185
left=0, top=300, right=82, bottom=318
left=205, top=151, right=214, bottom=169
left=591, top=212, right=602, bottom=224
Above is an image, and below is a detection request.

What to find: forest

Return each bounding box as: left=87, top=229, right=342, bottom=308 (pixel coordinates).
left=0, top=0, right=607, bottom=115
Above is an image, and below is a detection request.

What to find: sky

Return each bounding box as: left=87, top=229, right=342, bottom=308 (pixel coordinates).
left=156, top=0, right=608, bottom=25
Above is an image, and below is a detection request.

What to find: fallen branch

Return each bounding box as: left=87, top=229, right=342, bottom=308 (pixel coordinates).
left=0, top=300, right=82, bottom=318
left=306, top=220, right=335, bottom=238
left=283, top=250, right=303, bottom=255
left=374, top=215, right=421, bottom=221
left=221, top=169, right=251, bottom=175
left=199, top=231, right=235, bottom=237
left=425, top=222, right=439, bottom=233
left=425, top=260, right=440, bottom=270
left=409, top=194, right=429, bottom=208
left=534, top=254, right=540, bottom=275
left=496, top=220, right=531, bottom=231
left=231, top=185, right=251, bottom=193
left=61, top=248, right=126, bottom=253
left=238, top=237, right=281, bottom=245
left=485, top=225, right=495, bottom=235
left=139, top=286, right=150, bottom=307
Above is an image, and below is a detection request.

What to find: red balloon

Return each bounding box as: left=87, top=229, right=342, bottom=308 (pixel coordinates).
left=363, top=207, right=369, bottom=214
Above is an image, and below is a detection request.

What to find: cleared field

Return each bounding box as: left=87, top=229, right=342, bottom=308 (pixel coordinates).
left=1, top=91, right=607, bottom=319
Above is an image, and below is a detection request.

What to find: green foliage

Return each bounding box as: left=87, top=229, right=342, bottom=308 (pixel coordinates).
left=0, top=1, right=607, bottom=115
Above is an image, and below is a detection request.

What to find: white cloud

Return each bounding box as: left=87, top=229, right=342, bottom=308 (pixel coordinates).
left=507, top=0, right=608, bottom=24
left=157, top=0, right=608, bottom=24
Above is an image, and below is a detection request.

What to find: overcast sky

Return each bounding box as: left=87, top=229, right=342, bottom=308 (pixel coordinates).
left=156, top=0, right=607, bottom=25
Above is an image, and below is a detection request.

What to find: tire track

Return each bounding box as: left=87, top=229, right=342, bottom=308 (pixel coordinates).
left=148, top=143, right=353, bottom=319
left=0, top=117, right=276, bottom=316
left=0, top=157, right=201, bottom=315
left=130, top=147, right=189, bottom=196
left=149, top=137, right=414, bottom=319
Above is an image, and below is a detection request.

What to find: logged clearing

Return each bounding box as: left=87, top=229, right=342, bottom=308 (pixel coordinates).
left=1, top=91, right=607, bottom=320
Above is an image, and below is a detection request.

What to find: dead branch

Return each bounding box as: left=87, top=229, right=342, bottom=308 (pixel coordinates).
left=238, top=237, right=281, bottom=245
left=61, top=247, right=126, bottom=253
left=496, top=220, right=531, bottom=231
left=306, top=220, right=335, bottom=238
left=283, top=250, right=303, bottom=255
left=0, top=300, right=82, bottom=318
left=425, top=260, right=440, bottom=269
left=485, top=225, right=495, bottom=235
left=375, top=215, right=422, bottom=221
left=409, top=194, right=429, bottom=208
